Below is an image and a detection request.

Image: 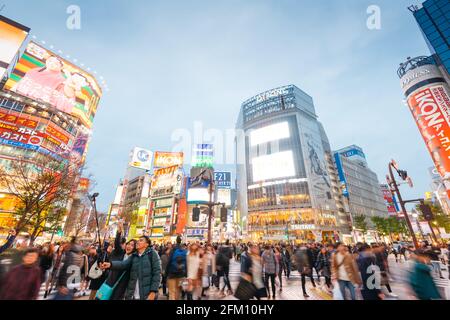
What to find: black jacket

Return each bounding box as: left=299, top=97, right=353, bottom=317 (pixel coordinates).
left=105, top=232, right=129, bottom=300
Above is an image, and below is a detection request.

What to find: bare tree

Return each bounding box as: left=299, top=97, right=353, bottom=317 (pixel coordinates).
left=0, top=155, right=80, bottom=244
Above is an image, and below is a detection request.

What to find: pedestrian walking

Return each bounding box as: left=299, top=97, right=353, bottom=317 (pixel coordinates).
left=331, top=243, right=361, bottom=300
left=0, top=248, right=41, bottom=300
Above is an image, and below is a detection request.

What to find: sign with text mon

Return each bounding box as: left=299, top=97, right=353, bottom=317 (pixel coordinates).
left=153, top=151, right=184, bottom=169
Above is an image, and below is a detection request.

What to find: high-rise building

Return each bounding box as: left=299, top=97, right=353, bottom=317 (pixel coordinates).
left=0, top=17, right=102, bottom=235
left=236, top=85, right=343, bottom=243
left=409, top=0, right=450, bottom=79
left=333, top=145, right=389, bottom=243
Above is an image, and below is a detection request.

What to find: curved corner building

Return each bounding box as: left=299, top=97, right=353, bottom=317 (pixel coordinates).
left=235, top=85, right=341, bottom=243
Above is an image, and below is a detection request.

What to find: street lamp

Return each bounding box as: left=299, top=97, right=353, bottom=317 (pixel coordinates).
left=387, top=160, right=419, bottom=249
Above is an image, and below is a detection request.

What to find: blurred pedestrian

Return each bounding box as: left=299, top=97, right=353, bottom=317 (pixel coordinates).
left=331, top=243, right=361, bottom=300
left=0, top=247, right=41, bottom=300
left=409, top=250, right=442, bottom=300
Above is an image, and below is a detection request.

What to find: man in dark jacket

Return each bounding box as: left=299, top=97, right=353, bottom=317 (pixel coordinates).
left=216, top=240, right=233, bottom=297
left=0, top=247, right=41, bottom=300
left=357, top=244, right=384, bottom=300
left=280, top=245, right=291, bottom=278
left=103, top=221, right=137, bottom=300
left=101, top=236, right=161, bottom=300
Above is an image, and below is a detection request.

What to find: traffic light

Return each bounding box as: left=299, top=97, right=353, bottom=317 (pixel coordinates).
left=419, top=203, right=434, bottom=221
left=220, top=207, right=227, bottom=222
left=398, top=170, right=408, bottom=181
left=192, top=206, right=200, bottom=222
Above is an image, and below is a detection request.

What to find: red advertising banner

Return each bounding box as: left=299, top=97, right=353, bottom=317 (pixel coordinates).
left=380, top=185, right=397, bottom=214
left=176, top=198, right=188, bottom=235
left=0, top=127, right=44, bottom=145
left=46, top=125, right=70, bottom=145
left=408, top=85, right=450, bottom=196
left=0, top=111, right=38, bottom=129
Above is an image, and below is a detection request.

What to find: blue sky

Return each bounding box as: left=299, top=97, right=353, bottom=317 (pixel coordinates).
left=3, top=0, right=434, bottom=211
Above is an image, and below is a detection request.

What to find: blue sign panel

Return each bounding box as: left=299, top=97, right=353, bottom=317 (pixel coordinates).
left=214, top=171, right=231, bottom=188
left=340, top=148, right=366, bottom=159
left=334, top=153, right=349, bottom=198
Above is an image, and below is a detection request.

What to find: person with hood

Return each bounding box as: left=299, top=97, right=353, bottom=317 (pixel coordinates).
left=0, top=248, right=41, bottom=300
left=54, top=237, right=84, bottom=300
left=357, top=244, right=384, bottom=300
left=409, top=250, right=442, bottom=300
left=100, top=236, right=161, bottom=300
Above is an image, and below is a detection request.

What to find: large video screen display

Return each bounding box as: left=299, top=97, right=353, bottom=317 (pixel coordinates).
left=252, top=150, right=296, bottom=182
left=4, top=41, right=102, bottom=128
left=250, top=121, right=290, bottom=146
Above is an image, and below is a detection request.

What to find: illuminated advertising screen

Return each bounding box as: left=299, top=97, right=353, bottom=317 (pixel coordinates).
left=252, top=150, right=296, bottom=182
left=153, top=151, right=184, bottom=168
left=5, top=42, right=102, bottom=128
left=151, top=165, right=183, bottom=198
left=192, top=144, right=214, bottom=168
left=0, top=15, right=30, bottom=80
left=250, top=122, right=290, bottom=146
left=187, top=188, right=210, bottom=204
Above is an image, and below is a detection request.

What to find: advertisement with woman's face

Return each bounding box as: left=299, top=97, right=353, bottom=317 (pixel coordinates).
left=4, top=42, right=102, bottom=128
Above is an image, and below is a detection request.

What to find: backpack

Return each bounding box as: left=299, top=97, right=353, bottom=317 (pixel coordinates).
left=169, top=248, right=187, bottom=276
left=216, top=248, right=229, bottom=267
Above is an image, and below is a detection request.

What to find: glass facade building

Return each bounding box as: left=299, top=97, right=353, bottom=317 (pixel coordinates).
left=411, top=0, right=450, bottom=77
left=236, top=85, right=347, bottom=243
left=333, top=145, right=388, bottom=243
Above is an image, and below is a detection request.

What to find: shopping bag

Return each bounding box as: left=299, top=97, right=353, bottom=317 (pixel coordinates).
left=234, top=278, right=257, bottom=300
left=332, top=283, right=343, bottom=300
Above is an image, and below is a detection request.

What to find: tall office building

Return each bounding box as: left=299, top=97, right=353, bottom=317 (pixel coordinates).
left=236, top=85, right=343, bottom=243
left=409, top=0, right=450, bottom=79
left=333, top=145, right=389, bottom=243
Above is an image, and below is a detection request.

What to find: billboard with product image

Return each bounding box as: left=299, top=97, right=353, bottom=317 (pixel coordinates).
left=0, top=15, right=30, bottom=80
left=4, top=42, right=102, bottom=128
left=153, top=151, right=184, bottom=169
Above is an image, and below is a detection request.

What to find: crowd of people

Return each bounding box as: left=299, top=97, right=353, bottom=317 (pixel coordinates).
left=0, top=224, right=449, bottom=301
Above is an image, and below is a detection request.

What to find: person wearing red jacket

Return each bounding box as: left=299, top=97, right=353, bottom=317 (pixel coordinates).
left=0, top=248, right=42, bottom=300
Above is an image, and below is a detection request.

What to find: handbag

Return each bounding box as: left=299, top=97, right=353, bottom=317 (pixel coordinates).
left=234, top=278, right=257, bottom=300
left=95, top=272, right=126, bottom=300
left=88, top=261, right=103, bottom=280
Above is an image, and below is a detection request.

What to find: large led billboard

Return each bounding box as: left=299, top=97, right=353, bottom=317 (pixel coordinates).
left=252, top=150, right=296, bottom=182
left=0, top=15, right=29, bottom=80
left=250, top=122, right=290, bottom=146
left=4, top=42, right=102, bottom=128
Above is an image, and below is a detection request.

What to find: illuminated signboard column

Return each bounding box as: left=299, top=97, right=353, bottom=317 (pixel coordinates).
left=399, top=57, right=450, bottom=198
left=0, top=15, right=30, bottom=80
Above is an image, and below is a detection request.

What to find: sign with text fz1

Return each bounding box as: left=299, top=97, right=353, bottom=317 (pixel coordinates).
left=214, top=171, right=231, bottom=188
